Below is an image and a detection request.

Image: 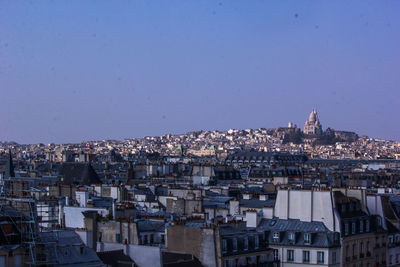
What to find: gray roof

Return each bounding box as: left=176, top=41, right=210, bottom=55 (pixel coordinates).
left=136, top=219, right=165, bottom=233
left=219, top=218, right=340, bottom=248
left=39, top=230, right=104, bottom=266
left=239, top=199, right=275, bottom=208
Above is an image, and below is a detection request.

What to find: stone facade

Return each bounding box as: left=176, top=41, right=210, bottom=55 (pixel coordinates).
left=304, top=109, right=323, bottom=135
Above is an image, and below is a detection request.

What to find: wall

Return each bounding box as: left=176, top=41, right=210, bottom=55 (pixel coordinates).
left=167, top=224, right=217, bottom=267
left=64, top=206, right=108, bottom=228
left=275, top=190, right=336, bottom=232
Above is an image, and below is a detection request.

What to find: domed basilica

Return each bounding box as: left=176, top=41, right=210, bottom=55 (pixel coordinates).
left=303, top=108, right=323, bottom=135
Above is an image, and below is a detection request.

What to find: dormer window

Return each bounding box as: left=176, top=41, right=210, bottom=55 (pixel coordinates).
left=341, top=204, right=346, bottom=213
left=360, top=220, right=364, bottom=233
left=288, top=232, right=295, bottom=242
left=352, top=222, right=356, bottom=234
left=273, top=232, right=280, bottom=242
left=255, top=235, right=259, bottom=249
left=349, top=203, right=354, bottom=212
left=366, top=220, right=370, bottom=232
left=304, top=233, right=311, bottom=244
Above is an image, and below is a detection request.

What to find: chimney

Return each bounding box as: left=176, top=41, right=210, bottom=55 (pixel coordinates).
left=112, top=199, right=117, bottom=219
left=58, top=200, right=64, bottom=227
left=246, top=210, right=261, bottom=228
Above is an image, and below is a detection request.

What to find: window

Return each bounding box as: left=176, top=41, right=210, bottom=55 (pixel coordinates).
left=288, top=232, right=295, bottom=241
left=273, top=232, right=280, bottom=240
left=341, top=204, right=346, bottom=213
left=244, top=237, right=249, bottom=251
left=349, top=203, right=354, bottom=212
left=366, top=241, right=370, bottom=253
left=287, top=250, right=294, bottom=262
left=143, top=235, right=148, bottom=244
left=273, top=249, right=279, bottom=261
left=360, top=242, right=364, bottom=254
left=222, top=239, right=227, bottom=252
left=360, top=220, right=364, bottom=233
left=150, top=234, right=154, bottom=244
left=332, top=251, right=337, bottom=264
left=352, top=243, right=356, bottom=258
left=161, top=234, right=165, bottom=244
left=232, top=238, right=237, bottom=252
left=352, top=222, right=356, bottom=234
left=317, top=251, right=324, bottom=263
left=303, top=250, right=310, bottom=263
left=14, top=255, right=21, bottom=267
left=377, top=217, right=382, bottom=227
left=390, top=255, right=393, bottom=265
left=254, top=235, right=259, bottom=249
left=304, top=233, right=311, bottom=244
left=366, top=220, right=370, bottom=232
left=345, top=223, right=349, bottom=236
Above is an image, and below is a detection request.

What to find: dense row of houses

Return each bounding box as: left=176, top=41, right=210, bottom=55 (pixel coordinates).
left=0, top=150, right=399, bottom=266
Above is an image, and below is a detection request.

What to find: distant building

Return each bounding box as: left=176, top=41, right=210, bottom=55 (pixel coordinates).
left=304, top=108, right=323, bottom=135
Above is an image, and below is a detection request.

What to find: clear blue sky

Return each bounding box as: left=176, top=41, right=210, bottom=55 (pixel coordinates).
left=1, top=1, right=399, bottom=143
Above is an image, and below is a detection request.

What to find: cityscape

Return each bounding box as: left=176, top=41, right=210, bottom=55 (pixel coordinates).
left=0, top=109, right=399, bottom=266
left=1, top=1, right=400, bottom=267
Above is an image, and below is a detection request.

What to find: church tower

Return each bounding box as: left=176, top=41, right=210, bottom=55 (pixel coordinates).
left=303, top=108, right=323, bottom=135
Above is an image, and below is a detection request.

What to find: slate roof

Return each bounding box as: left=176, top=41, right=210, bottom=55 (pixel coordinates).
left=155, top=186, right=169, bottom=196
left=0, top=205, right=26, bottom=218
left=136, top=219, right=165, bottom=233
left=381, top=195, right=398, bottom=220
left=203, top=196, right=232, bottom=209
left=162, top=251, right=204, bottom=267
left=239, top=199, right=276, bottom=208
left=219, top=218, right=340, bottom=248
left=97, top=249, right=136, bottom=267
left=59, top=163, right=101, bottom=185
left=39, top=230, right=104, bottom=266
left=261, top=219, right=339, bottom=248
left=184, top=221, right=207, bottom=229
